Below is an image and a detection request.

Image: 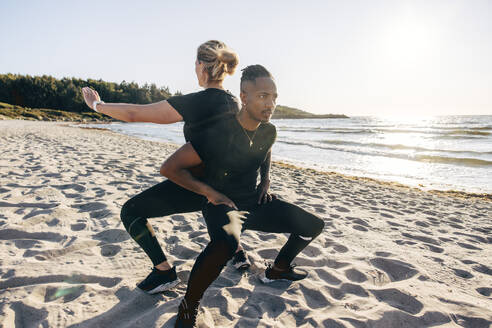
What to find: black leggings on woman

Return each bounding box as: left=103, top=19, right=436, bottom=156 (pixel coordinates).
left=120, top=179, right=205, bottom=266
left=183, top=198, right=325, bottom=304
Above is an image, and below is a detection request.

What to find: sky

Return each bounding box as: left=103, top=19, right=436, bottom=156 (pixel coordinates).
left=1, top=0, right=491, bottom=116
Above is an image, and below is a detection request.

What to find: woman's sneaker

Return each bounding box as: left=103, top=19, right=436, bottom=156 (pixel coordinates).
left=231, top=250, right=251, bottom=270
left=175, top=299, right=200, bottom=328
left=259, top=264, right=308, bottom=283
left=137, top=266, right=179, bottom=294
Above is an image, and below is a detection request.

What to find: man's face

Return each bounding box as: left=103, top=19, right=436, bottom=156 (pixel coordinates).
left=240, top=77, right=277, bottom=122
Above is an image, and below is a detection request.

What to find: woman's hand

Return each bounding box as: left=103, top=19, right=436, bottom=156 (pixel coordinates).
left=206, top=189, right=238, bottom=210
left=81, top=87, right=101, bottom=110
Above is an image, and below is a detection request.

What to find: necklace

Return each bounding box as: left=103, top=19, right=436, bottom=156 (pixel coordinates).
left=239, top=123, right=257, bottom=147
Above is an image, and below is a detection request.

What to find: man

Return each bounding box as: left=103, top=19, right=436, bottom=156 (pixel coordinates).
left=160, top=65, right=325, bottom=327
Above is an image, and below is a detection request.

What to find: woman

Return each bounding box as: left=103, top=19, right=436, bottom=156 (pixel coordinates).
left=82, top=40, right=272, bottom=294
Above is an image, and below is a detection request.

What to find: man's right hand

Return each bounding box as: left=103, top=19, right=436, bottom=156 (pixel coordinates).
left=206, top=189, right=238, bottom=210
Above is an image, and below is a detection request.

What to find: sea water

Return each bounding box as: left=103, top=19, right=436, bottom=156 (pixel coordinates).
left=83, top=115, right=492, bottom=194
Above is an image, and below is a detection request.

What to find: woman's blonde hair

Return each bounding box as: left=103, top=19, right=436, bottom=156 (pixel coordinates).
left=197, top=40, right=239, bottom=82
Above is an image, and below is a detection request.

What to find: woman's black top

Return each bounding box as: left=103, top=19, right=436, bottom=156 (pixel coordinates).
left=167, top=88, right=240, bottom=142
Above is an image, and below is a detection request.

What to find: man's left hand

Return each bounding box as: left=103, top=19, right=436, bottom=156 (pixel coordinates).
left=257, top=179, right=275, bottom=204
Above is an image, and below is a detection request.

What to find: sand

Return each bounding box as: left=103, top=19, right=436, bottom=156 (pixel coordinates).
left=0, top=120, right=491, bottom=328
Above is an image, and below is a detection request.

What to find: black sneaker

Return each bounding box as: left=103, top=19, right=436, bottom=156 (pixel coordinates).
left=259, top=264, right=308, bottom=283
left=231, top=250, right=251, bottom=270
left=175, top=299, right=200, bottom=328
left=137, top=266, right=179, bottom=294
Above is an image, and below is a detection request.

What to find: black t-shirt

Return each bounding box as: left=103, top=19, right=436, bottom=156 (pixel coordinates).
left=167, top=88, right=240, bottom=141
left=190, top=116, right=276, bottom=207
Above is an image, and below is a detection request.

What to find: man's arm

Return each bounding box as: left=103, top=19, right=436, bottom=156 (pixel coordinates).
left=160, top=143, right=238, bottom=209
left=260, top=150, right=271, bottom=182
left=257, top=151, right=273, bottom=204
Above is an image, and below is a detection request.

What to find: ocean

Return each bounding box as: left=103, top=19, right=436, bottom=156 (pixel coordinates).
left=82, top=115, right=492, bottom=194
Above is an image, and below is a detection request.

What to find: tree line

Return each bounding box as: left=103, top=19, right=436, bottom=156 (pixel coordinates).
left=0, top=73, right=176, bottom=113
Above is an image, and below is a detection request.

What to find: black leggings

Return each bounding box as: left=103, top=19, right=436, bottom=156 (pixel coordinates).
left=184, top=198, right=325, bottom=304
left=120, top=179, right=205, bottom=266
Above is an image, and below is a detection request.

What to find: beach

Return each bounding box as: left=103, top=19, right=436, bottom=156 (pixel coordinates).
left=0, top=120, right=491, bottom=327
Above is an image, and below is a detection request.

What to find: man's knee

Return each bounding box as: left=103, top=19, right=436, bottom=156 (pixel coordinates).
left=315, top=217, right=325, bottom=234
left=301, top=215, right=324, bottom=240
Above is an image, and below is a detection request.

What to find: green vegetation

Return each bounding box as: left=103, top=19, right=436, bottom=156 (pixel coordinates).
left=0, top=102, right=109, bottom=122
left=0, top=73, right=347, bottom=121
left=0, top=73, right=173, bottom=113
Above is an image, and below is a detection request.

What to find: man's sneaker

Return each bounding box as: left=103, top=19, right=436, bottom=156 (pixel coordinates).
left=259, top=264, right=308, bottom=283
left=137, top=266, right=179, bottom=294
left=175, top=299, right=200, bottom=328
left=231, top=250, right=251, bottom=270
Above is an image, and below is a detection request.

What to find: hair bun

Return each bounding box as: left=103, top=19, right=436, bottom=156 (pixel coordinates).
left=217, top=48, right=239, bottom=75
left=197, top=40, right=239, bottom=80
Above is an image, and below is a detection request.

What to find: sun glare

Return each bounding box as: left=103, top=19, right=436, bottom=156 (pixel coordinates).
left=379, top=15, right=438, bottom=67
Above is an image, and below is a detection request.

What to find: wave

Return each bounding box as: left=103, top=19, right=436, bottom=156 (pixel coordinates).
left=445, top=130, right=491, bottom=136
left=414, top=155, right=492, bottom=166
left=278, top=126, right=491, bottom=136
left=318, top=140, right=492, bottom=155
left=276, top=140, right=492, bottom=167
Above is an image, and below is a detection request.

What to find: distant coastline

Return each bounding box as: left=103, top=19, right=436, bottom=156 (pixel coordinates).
left=0, top=101, right=348, bottom=122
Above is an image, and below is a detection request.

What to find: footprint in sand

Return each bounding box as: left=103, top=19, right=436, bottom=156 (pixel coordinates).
left=460, top=259, right=476, bottom=265
left=93, top=229, right=130, bottom=243
left=345, top=268, right=367, bottom=283
left=370, top=288, right=423, bottom=314
left=369, top=257, right=418, bottom=282
left=476, top=287, right=491, bottom=297
left=173, top=245, right=200, bottom=259
left=298, top=284, right=331, bottom=309
left=352, top=225, right=368, bottom=232
left=322, top=319, right=346, bottom=328
left=22, top=209, right=54, bottom=220
left=452, top=268, right=474, bottom=279
left=14, top=239, right=41, bottom=249
left=375, top=251, right=392, bottom=257
left=457, top=242, right=482, bottom=251
left=401, top=232, right=441, bottom=246
left=328, top=283, right=369, bottom=300
left=331, top=206, right=350, bottom=213
left=70, top=223, right=87, bottom=231
left=471, top=264, right=492, bottom=276
left=90, top=209, right=113, bottom=219
left=422, top=244, right=444, bottom=253
left=71, top=202, right=107, bottom=212
left=324, top=240, right=349, bottom=253
left=257, top=248, right=277, bottom=260
left=100, top=244, right=121, bottom=257
left=449, top=223, right=465, bottom=229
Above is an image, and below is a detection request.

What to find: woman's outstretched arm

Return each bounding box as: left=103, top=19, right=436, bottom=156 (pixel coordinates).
left=81, top=87, right=183, bottom=124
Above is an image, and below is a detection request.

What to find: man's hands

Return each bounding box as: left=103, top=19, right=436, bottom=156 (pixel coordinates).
left=206, top=189, right=238, bottom=210
left=81, top=87, right=101, bottom=110
left=257, top=178, right=276, bottom=204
